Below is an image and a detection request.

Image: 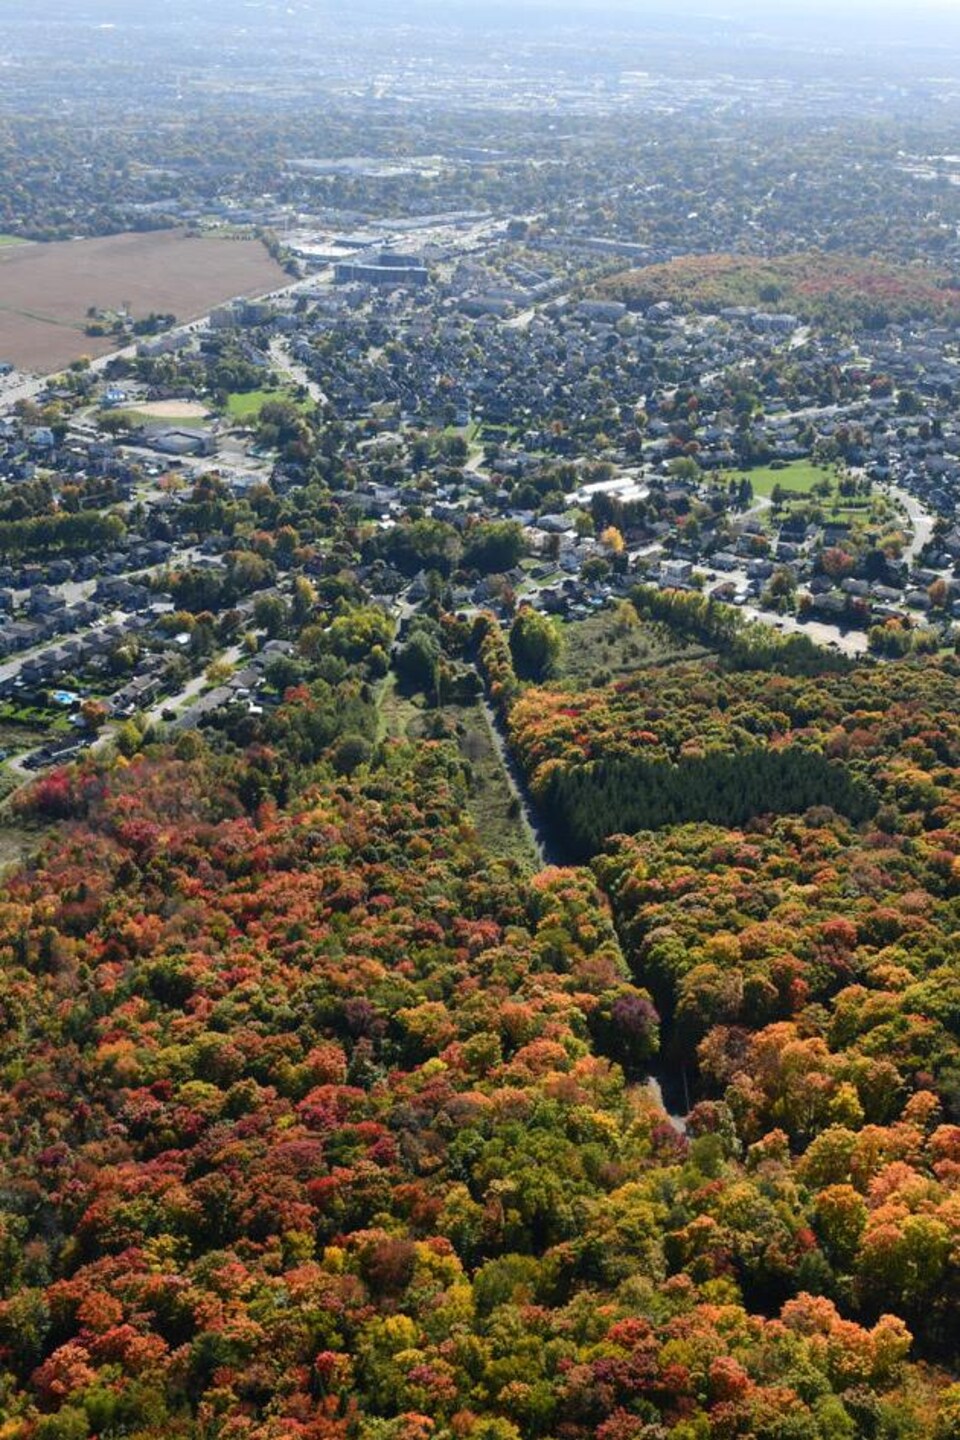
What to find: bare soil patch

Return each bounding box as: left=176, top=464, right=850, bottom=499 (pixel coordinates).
left=128, top=399, right=210, bottom=420
left=0, top=229, right=286, bottom=373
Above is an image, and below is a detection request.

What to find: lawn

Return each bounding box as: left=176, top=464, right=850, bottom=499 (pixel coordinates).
left=226, top=387, right=283, bottom=420
left=0, top=235, right=27, bottom=248
left=441, top=420, right=481, bottom=443
left=0, top=703, right=70, bottom=731
left=725, top=460, right=887, bottom=530
left=740, top=460, right=834, bottom=499
left=225, top=386, right=311, bottom=420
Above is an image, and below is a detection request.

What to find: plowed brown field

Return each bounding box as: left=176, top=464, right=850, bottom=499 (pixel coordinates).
left=0, top=230, right=286, bottom=373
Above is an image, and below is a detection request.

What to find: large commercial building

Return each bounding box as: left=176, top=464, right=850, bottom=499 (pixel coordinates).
left=334, top=251, right=429, bottom=289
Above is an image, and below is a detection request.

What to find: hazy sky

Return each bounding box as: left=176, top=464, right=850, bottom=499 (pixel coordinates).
left=384, top=0, right=960, bottom=10
left=17, top=0, right=960, bottom=23
left=393, top=0, right=960, bottom=21
left=331, top=0, right=960, bottom=32
left=361, top=0, right=960, bottom=34
left=21, top=0, right=960, bottom=13
left=407, top=0, right=960, bottom=41
left=16, top=0, right=960, bottom=47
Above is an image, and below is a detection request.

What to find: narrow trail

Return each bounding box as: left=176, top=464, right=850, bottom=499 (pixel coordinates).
left=644, top=1068, right=691, bottom=1135
left=477, top=692, right=553, bottom=869
left=476, top=674, right=694, bottom=1134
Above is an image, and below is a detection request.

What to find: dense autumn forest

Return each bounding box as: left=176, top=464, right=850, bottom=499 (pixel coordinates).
left=595, top=253, right=960, bottom=328
left=504, top=646, right=960, bottom=860
left=6, top=596, right=960, bottom=1438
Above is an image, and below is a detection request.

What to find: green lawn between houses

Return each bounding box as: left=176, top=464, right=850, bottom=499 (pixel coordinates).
left=225, top=386, right=312, bottom=420
left=739, top=460, right=834, bottom=499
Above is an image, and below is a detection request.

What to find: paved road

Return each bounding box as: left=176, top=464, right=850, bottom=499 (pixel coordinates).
left=143, top=643, right=244, bottom=725
left=0, top=342, right=139, bottom=411
left=6, top=638, right=246, bottom=778
left=888, top=483, right=936, bottom=566
left=267, top=336, right=329, bottom=407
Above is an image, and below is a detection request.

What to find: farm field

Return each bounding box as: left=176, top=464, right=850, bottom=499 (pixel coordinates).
left=0, top=229, right=286, bottom=373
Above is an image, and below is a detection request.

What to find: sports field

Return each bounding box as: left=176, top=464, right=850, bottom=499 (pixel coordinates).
left=0, top=229, right=286, bottom=373
left=125, top=400, right=210, bottom=421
